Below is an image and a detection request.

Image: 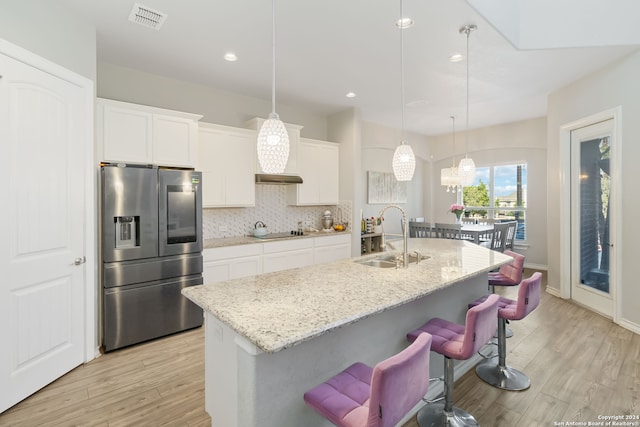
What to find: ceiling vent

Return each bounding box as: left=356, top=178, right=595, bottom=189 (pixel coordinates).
left=128, top=3, right=167, bottom=30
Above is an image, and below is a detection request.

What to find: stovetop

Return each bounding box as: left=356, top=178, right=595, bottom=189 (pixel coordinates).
left=253, top=231, right=306, bottom=240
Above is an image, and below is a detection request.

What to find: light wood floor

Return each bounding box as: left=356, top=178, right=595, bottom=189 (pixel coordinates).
left=1, top=269, right=638, bottom=426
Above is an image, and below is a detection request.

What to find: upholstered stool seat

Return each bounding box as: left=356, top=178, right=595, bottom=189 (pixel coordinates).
left=488, top=250, right=525, bottom=339
left=304, top=332, right=432, bottom=427
left=470, top=272, right=542, bottom=391
left=407, top=294, right=499, bottom=427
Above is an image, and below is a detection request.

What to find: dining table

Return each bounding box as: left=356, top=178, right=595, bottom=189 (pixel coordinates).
left=460, top=223, right=494, bottom=244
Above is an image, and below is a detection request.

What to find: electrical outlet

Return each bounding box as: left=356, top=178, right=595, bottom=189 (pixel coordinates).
left=219, top=225, right=228, bottom=232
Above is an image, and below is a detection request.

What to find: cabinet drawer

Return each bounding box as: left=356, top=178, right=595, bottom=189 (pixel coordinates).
left=263, top=238, right=313, bottom=254
left=204, top=244, right=263, bottom=262
left=314, top=233, right=351, bottom=247
left=263, top=249, right=314, bottom=273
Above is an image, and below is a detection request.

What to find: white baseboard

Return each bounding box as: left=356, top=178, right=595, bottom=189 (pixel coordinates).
left=618, top=318, right=640, bottom=335
left=546, top=287, right=561, bottom=298
left=523, top=262, right=547, bottom=271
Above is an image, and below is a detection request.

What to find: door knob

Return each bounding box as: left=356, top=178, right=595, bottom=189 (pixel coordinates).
left=73, top=256, right=86, bottom=265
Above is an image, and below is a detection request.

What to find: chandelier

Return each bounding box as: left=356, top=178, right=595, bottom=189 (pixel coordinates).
left=391, top=0, right=416, bottom=182
left=441, top=116, right=462, bottom=192
left=257, top=0, right=290, bottom=174
left=457, top=24, right=477, bottom=186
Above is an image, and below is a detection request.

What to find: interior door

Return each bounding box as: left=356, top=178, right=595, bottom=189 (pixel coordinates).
left=0, top=48, right=87, bottom=412
left=570, top=119, right=614, bottom=317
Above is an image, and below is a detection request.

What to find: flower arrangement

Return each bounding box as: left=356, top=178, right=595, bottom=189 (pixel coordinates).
left=372, top=216, right=384, bottom=225
left=449, top=204, right=465, bottom=219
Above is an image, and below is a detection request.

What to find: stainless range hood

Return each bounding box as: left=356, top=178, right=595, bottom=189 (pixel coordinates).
left=255, top=173, right=303, bottom=184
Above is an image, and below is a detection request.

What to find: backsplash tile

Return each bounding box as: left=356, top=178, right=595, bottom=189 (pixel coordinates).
left=203, top=185, right=352, bottom=238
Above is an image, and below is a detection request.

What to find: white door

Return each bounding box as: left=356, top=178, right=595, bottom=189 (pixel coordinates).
left=570, top=119, right=615, bottom=317
left=0, top=47, right=88, bottom=412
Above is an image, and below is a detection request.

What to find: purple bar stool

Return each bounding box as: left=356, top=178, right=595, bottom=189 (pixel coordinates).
left=470, top=272, right=542, bottom=391
left=303, top=332, right=432, bottom=427
left=489, top=250, right=525, bottom=338
left=406, top=294, right=499, bottom=427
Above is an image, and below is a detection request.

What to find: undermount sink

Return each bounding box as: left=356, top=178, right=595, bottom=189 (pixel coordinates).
left=356, top=253, right=430, bottom=268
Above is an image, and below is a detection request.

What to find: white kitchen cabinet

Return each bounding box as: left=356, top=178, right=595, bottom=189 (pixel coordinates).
left=97, top=98, right=201, bottom=167
left=203, top=245, right=263, bottom=284
left=245, top=117, right=303, bottom=174
left=287, top=138, right=339, bottom=206
left=198, top=123, right=256, bottom=207
left=262, top=239, right=314, bottom=274
left=313, top=233, right=351, bottom=264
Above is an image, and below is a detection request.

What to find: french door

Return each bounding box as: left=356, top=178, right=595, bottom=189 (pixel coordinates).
left=570, top=119, right=615, bottom=317
left=0, top=41, right=92, bottom=412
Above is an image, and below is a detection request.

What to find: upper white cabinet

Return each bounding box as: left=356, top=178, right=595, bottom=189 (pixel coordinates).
left=198, top=123, right=256, bottom=207
left=97, top=98, right=202, bottom=167
left=287, top=138, right=339, bottom=206
left=245, top=117, right=303, bottom=174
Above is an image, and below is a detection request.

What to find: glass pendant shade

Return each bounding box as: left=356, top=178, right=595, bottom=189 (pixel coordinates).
left=441, top=165, right=461, bottom=192
left=458, top=157, right=476, bottom=186
left=257, top=112, right=290, bottom=174
left=392, top=142, right=416, bottom=182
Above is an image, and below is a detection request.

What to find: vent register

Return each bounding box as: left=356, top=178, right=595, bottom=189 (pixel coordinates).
left=128, top=3, right=167, bottom=30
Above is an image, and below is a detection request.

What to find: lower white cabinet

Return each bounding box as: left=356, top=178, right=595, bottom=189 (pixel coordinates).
left=263, top=239, right=314, bottom=274
left=314, top=233, right=351, bottom=264
left=203, top=234, right=351, bottom=283
left=203, top=244, right=262, bottom=283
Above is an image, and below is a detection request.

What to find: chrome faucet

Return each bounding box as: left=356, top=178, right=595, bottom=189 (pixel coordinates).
left=378, top=204, right=409, bottom=269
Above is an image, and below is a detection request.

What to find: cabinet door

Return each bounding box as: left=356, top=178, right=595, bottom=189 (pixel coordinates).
left=204, top=256, right=262, bottom=283
left=100, top=103, right=153, bottom=163
left=289, top=139, right=339, bottom=205
left=198, top=124, right=256, bottom=207
left=198, top=128, right=227, bottom=207
left=263, top=249, right=314, bottom=273
left=153, top=114, right=198, bottom=167
left=314, top=244, right=351, bottom=265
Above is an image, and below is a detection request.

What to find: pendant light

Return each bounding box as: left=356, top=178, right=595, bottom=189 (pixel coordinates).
left=392, top=0, right=416, bottom=182
left=257, top=0, right=290, bottom=174
left=441, top=116, right=462, bottom=192
left=457, top=24, right=477, bottom=186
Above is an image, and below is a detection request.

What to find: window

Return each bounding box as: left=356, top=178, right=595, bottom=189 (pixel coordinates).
left=463, top=163, right=527, bottom=241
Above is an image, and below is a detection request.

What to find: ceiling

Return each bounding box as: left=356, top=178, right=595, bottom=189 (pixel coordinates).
left=59, top=0, right=639, bottom=136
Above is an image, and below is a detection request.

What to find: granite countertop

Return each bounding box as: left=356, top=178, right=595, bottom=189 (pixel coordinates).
left=183, top=238, right=512, bottom=353
left=203, top=229, right=350, bottom=249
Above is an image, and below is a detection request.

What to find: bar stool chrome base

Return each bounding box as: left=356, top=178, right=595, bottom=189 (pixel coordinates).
left=417, top=403, right=479, bottom=427
left=475, top=362, right=530, bottom=391
left=476, top=317, right=531, bottom=391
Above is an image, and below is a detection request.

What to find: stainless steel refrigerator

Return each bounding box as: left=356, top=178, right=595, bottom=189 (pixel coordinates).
left=100, top=163, right=203, bottom=352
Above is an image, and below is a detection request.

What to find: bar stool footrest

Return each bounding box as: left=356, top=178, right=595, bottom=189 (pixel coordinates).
left=417, top=402, right=480, bottom=427
left=475, top=361, right=531, bottom=391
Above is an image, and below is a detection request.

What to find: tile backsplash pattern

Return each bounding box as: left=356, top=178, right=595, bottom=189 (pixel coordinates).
left=203, top=185, right=352, bottom=239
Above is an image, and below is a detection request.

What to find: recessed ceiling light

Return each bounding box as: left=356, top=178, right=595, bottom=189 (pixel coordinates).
left=449, top=53, right=464, bottom=62
left=224, top=52, right=238, bottom=62
left=395, top=17, right=414, bottom=29
left=345, top=92, right=357, bottom=98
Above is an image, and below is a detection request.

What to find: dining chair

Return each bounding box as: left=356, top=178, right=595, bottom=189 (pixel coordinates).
left=409, top=221, right=432, bottom=238
left=434, top=223, right=461, bottom=239
left=487, top=222, right=509, bottom=252
left=504, top=221, right=518, bottom=251
left=460, top=217, right=475, bottom=225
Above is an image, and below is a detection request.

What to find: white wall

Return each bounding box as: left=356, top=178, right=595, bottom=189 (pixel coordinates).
left=97, top=62, right=328, bottom=140
left=428, top=117, right=548, bottom=268
left=547, top=49, right=640, bottom=328
left=328, top=108, right=363, bottom=257
left=360, top=121, right=431, bottom=237
left=0, top=1, right=96, bottom=81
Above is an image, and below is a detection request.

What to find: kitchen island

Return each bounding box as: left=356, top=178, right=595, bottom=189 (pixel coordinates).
left=182, top=238, right=512, bottom=427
